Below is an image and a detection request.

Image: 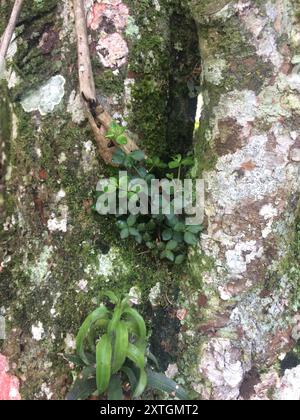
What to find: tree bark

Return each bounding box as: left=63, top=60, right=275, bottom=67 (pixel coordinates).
left=0, top=0, right=299, bottom=401
left=183, top=0, right=300, bottom=400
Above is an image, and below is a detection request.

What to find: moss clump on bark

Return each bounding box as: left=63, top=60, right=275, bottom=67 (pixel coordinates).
left=125, top=0, right=200, bottom=158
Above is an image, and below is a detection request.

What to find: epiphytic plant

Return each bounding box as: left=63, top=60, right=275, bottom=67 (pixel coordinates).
left=66, top=292, right=189, bottom=400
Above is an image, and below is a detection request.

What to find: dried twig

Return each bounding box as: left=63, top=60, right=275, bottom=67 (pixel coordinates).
left=0, top=0, right=24, bottom=73
left=73, top=0, right=139, bottom=165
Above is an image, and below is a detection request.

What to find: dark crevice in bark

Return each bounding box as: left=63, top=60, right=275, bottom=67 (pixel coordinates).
left=165, top=4, right=200, bottom=157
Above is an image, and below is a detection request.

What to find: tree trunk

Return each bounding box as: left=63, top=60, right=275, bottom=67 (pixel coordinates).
left=183, top=0, right=300, bottom=400
left=0, top=0, right=300, bottom=400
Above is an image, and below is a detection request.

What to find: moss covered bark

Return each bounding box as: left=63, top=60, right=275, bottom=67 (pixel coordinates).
left=1, top=0, right=299, bottom=401
left=0, top=0, right=200, bottom=399
left=180, top=0, right=300, bottom=400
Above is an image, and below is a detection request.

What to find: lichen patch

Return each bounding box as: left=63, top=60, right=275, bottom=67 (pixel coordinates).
left=21, top=75, right=66, bottom=116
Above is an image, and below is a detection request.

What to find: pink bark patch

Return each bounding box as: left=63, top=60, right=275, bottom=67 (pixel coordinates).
left=86, top=1, right=130, bottom=68
left=97, top=33, right=129, bottom=68
left=0, top=354, right=21, bottom=400
left=87, top=1, right=129, bottom=31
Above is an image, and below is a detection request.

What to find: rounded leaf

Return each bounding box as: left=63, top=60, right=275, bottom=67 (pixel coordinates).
left=184, top=231, right=198, bottom=246
left=166, top=240, right=178, bottom=251
left=162, top=229, right=172, bottom=241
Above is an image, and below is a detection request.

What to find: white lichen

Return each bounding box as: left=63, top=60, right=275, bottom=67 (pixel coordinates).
left=76, top=279, right=89, bottom=293
left=125, top=16, right=140, bottom=38
left=67, top=90, right=86, bottom=124
left=225, top=241, right=264, bottom=276
left=81, top=140, right=97, bottom=173
left=58, top=152, right=67, bottom=164
left=240, top=6, right=283, bottom=68
left=165, top=363, right=179, bottom=379
left=128, top=286, right=142, bottom=305
left=40, top=383, right=53, bottom=400
left=26, top=246, right=53, bottom=285
left=84, top=247, right=129, bottom=280
left=47, top=205, right=68, bottom=233
left=64, top=333, right=76, bottom=351
left=31, top=322, right=45, bottom=341
left=203, top=57, right=227, bottom=85
left=276, top=366, right=300, bottom=400
left=214, top=90, right=258, bottom=135
left=21, top=75, right=66, bottom=116
left=198, top=338, right=250, bottom=400
left=149, top=282, right=161, bottom=307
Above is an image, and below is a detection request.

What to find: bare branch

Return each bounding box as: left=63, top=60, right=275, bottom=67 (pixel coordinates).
left=73, top=0, right=140, bottom=164
left=73, top=0, right=96, bottom=103
left=0, top=0, right=24, bottom=73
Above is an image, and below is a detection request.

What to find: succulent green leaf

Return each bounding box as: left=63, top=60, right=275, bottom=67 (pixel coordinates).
left=96, top=334, right=112, bottom=394
left=76, top=305, right=109, bottom=365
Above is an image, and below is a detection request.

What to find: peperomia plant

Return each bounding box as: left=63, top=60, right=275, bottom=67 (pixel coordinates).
left=66, top=292, right=189, bottom=400
left=94, top=121, right=202, bottom=264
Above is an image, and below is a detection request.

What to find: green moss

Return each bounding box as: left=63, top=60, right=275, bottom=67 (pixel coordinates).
left=1, top=102, right=184, bottom=391
left=10, top=0, right=70, bottom=101
left=1, top=0, right=203, bottom=398
left=94, top=69, right=125, bottom=97
left=125, top=0, right=200, bottom=158
left=189, top=0, right=231, bottom=17
left=125, top=0, right=170, bottom=156
left=0, top=1, right=12, bottom=34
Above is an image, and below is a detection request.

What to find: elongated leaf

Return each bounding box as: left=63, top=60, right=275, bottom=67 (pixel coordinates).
left=101, top=291, right=119, bottom=304
left=146, top=370, right=190, bottom=400
left=96, top=334, right=112, bottom=394
left=108, top=305, right=122, bottom=336
left=112, top=321, right=129, bottom=374
left=133, top=368, right=147, bottom=398
left=76, top=305, right=109, bottom=365
left=121, top=366, right=137, bottom=391
left=125, top=320, right=139, bottom=336
left=67, top=352, right=96, bottom=366
left=127, top=343, right=145, bottom=370
left=147, top=351, right=160, bottom=370
left=66, top=377, right=97, bottom=400
left=64, top=354, right=86, bottom=367
left=108, top=375, right=124, bottom=400
left=87, top=319, right=109, bottom=353
left=181, top=156, right=194, bottom=166
left=81, top=365, right=96, bottom=380
left=123, top=307, right=146, bottom=342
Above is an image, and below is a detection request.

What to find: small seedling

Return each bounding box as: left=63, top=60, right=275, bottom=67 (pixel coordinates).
left=96, top=121, right=201, bottom=264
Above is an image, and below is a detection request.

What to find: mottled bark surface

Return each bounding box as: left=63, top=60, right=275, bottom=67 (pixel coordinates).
left=0, top=0, right=300, bottom=400
left=181, top=0, right=300, bottom=400
left=0, top=0, right=199, bottom=399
